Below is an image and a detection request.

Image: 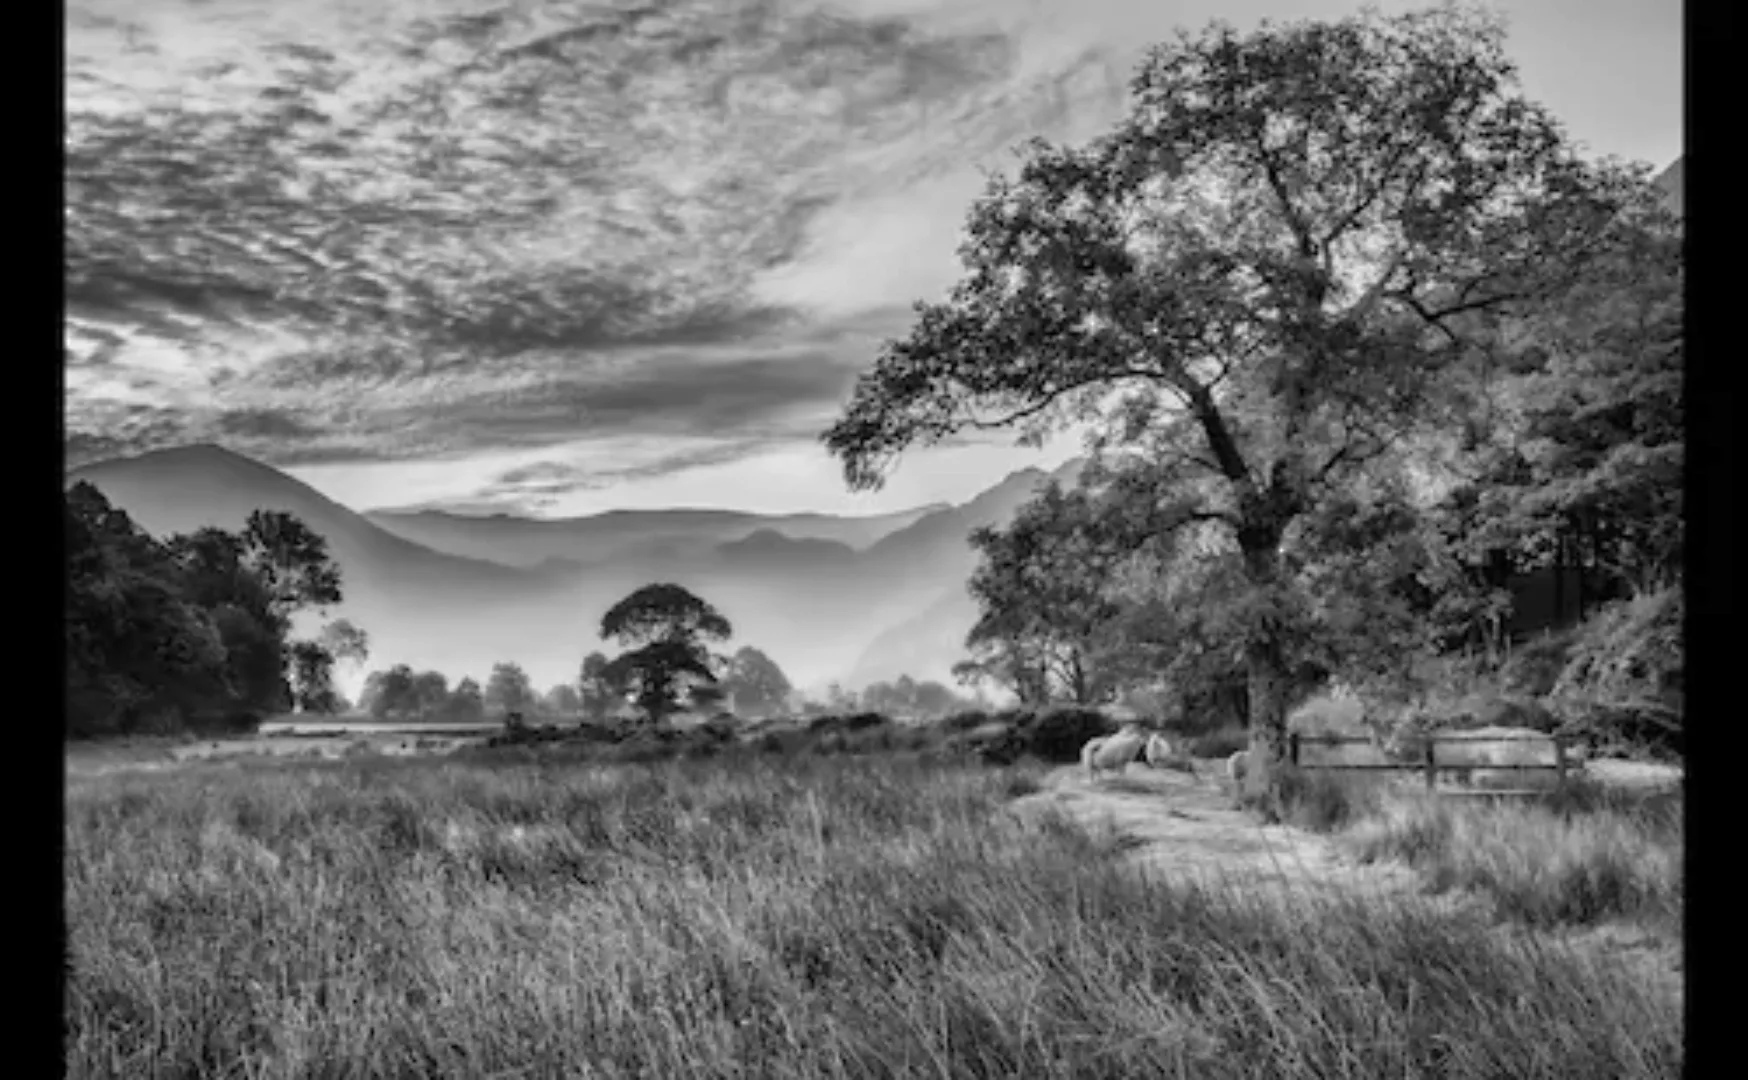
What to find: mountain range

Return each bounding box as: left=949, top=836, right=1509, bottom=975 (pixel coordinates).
left=67, top=444, right=1083, bottom=699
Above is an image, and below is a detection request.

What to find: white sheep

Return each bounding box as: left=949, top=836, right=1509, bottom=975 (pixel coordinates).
left=1144, top=733, right=1197, bottom=776
left=1226, top=748, right=1251, bottom=796
left=1082, top=725, right=1148, bottom=780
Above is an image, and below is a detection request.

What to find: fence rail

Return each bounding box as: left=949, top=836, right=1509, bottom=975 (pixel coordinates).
left=1289, top=731, right=1575, bottom=795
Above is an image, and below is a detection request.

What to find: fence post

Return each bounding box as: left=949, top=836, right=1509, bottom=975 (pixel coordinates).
left=1290, top=732, right=1301, bottom=767
left=1423, top=738, right=1437, bottom=792
left=1554, top=735, right=1568, bottom=793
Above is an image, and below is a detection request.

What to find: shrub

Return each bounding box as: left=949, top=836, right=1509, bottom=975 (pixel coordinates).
left=1013, top=707, right=1116, bottom=763
left=1274, top=768, right=1390, bottom=833
left=807, top=711, right=890, bottom=735
left=1186, top=725, right=1249, bottom=760
left=1549, top=589, right=1683, bottom=759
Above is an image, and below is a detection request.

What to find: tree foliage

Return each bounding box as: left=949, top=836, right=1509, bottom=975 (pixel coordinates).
left=598, top=584, right=733, bottom=725
left=484, top=662, right=537, bottom=718
left=718, top=646, right=793, bottom=717
left=578, top=650, right=626, bottom=721
left=822, top=3, right=1653, bottom=804
left=65, top=481, right=353, bottom=737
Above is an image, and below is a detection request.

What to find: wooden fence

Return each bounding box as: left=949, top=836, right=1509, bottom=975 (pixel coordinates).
left=1289, top=731, right=1576, bottom=796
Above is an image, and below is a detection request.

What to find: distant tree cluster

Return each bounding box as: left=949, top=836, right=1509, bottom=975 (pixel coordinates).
left=66, top=482, right=366, bottom=737
left=856, top=675, right=975, bottom=720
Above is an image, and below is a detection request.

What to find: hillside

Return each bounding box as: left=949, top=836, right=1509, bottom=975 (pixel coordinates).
left=364, top=502, right=946, bottom=568
left=66, top=446, right=548, bottom=599
left=1653, top=155, right=1683, bottom=217
left=67, top=443, right=1080, bottom=696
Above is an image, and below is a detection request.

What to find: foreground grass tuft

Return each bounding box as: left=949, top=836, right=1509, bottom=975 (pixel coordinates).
left=1341, top=782, right=1682, bottom=935
left=66, top=754, right=1680, bottom=1078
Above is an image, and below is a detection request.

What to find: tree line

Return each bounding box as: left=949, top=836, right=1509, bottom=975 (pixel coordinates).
left=355, top=586, right=983, bottom=726
left=66, top=482, right=367, bottom=737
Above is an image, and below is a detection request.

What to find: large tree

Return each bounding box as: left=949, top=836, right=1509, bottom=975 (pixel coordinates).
left=959, top=477, right=1185, bottom=705
left=65, top=482, right=355, bottom=735
left=66, top=483, right=232, bottom=734
left=599, top=584, right=733, bottom=725
left=822, top=4, right=1648, bottom=806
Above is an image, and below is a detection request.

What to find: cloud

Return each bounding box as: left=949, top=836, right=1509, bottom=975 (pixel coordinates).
left=64, top=0, right=1133, bottom=498
left=67, top=0, right=1680, bottom=513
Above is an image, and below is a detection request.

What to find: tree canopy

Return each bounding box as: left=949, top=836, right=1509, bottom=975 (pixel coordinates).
left=65, top=482, right=356, bottom=736
left=821, top=3, right=1660, bottom=806
left=718, top=646, right=793, bottom=717
left=598, top=584, right=734, bottom=725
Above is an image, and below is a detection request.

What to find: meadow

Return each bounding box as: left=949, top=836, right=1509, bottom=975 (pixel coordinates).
left=65, top=736, right=1682, bottom=1079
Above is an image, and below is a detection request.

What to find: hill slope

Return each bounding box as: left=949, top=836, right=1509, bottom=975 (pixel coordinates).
left=66, top=444, right=1081, bottom=697
left=364, top=502, right=946, bottom=568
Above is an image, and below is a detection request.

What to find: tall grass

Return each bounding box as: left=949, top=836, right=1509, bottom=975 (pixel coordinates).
left=1273, top=768, right=1682, bottom=938
left=66, top=754, right=1680, bottom=1078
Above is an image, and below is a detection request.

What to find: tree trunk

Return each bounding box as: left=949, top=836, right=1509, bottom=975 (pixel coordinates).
left=1559, top=524, right=1573, bottom=622
left=1242, top=632, right=1293, bottom=804
left=1236, top=514, right=1294, bottom=805
left=1576, top=515, right=1590, bottom=621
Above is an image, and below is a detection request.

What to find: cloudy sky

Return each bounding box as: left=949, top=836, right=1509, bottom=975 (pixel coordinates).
left=65, top=0, right=1682, bottom=518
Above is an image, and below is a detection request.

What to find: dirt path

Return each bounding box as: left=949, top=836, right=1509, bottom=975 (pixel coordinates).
left=1009, top=760, right=1444, bottom=906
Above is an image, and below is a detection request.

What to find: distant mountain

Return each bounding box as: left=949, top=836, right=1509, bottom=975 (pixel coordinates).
left=845, top=585, right=981, bottom=690
left=66, top=445, right=544, bottom=597
left=364, top=502, right=946, bottom=569
left=64, top=445, right=596, bottom=691
left=65, top=442, right=1083, bottom=696
left=844, top=456, right=1087, bottom=688
left=1653, top=155, right=1683, bottom=217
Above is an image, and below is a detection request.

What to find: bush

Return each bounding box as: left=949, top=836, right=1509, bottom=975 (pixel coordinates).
left=1549, top=589, right=1683, bottom=760
left=807, top=711, right=890, bottom=735
left=1274, top=768, right=1390, bottom=833
left=1013, top=707, right=1116, bottom=763
left=1499, top=629, right=1580, bottom=696
left=1186, top=725, right=1249, bottom=760
left=942, top=710, right=992, bottom=732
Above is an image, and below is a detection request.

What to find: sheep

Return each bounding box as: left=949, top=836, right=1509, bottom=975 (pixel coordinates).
left=1082, top=725, right=1148, bottom=780
left=1144, top=732, right=1175, bottom=766
left=1226, top=749, right=1250, bottom=796
left=1144, top=733, right=1197, bottom=776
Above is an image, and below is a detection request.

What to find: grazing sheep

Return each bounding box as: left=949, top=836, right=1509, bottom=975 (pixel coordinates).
left=1144, top=733, right=1196, bottom=776
left=1226, top=749, right=1250, bottom=795
left=1082, top=725, right=1148, bottom=780
left=1144, top=733, right=1174, bottom=766
left=1080, top=735, right=1109, bottom=778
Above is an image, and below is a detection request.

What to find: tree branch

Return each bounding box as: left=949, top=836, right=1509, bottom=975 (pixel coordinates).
left=959, top=367, right=1166, bottom=430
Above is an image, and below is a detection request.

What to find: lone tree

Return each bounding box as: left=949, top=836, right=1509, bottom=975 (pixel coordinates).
left=821, top=4, right=1651, bottom=808
left=599, top=584, right=733, bottom=725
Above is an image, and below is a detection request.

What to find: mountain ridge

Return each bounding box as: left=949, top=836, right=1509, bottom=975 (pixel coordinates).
left=67, top=442, right=1083, bottom=696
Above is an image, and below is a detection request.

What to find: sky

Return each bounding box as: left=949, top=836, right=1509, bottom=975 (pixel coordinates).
left=65, top=0, right=1684, bottom=518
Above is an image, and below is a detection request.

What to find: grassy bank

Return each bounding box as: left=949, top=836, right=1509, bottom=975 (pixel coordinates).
left=1274, top=769, right=1683, bottom=940
left=66, top=754, right=1679, bottom=1078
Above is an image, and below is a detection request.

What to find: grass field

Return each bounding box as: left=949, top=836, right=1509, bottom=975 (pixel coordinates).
left=65, top=748, right=1681, bottom=1078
